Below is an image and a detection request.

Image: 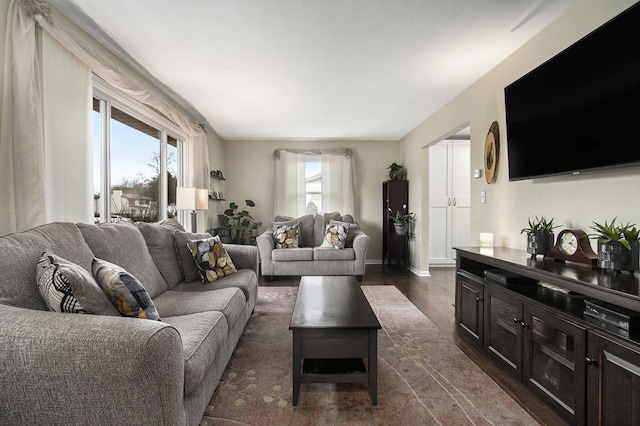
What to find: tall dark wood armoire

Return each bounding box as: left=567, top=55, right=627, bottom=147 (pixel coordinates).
left=383, top=180, right=409, bottom=266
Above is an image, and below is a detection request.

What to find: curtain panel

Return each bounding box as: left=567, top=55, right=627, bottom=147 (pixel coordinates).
left=271, top=148, right=356, bottom=220
left=0, top=0, right=209, bottom=235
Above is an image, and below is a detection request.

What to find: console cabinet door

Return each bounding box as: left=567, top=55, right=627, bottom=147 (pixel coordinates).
left=586, top=331, right=640, bottom=426
left=455, top=275, right=483, bottom=348
left=484, top=285, right=524, bottom=380
left=523, top=304, right=586, bottom=425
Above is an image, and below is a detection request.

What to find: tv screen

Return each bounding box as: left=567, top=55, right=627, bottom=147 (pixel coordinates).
left=505, top=2, right=640, bottom=181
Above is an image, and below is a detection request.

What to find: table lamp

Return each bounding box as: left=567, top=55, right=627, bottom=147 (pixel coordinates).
left=176, top=187, right=208, bottom=232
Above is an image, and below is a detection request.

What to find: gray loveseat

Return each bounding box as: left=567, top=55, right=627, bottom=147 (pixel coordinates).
left=256, top=212, right=369, bottom=281
left=0, top=220, right=258, bottom=426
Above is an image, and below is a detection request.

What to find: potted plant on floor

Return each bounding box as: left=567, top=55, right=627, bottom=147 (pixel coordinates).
left=387, top=162, right=407, bottom=180
left=520, top=215, right=560, bottom=258
left=388, top=205, right=415, bottom=236
left=590, top=217, right=639, bottom=274
left=224, top=200, right=256, bottom=244
left=250, top=221, right=263, bottom=237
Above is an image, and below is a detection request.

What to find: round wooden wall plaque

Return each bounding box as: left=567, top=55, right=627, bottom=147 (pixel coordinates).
left=484, top=121, right=500, bottom=184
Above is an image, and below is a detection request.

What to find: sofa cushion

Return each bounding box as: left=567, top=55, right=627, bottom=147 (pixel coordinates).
left=186, top=236, right=237, bottom=283
left=161, top=311, right=228, bottom=396
left=272, top=221, right=299, bottom=249
left=175, top=231, right=212, bottom=282
left=36, top=250, right=89, bottom=314
left=138, top=222, right=184, bottom=289
left=0, top=222, right=96, bottom=311
left=320, top=223, right=349, bottom=249
left=77, top=221, right=168, bottom=298
left=92, top=258, right=161, bottom=321
left=272, top=247, right=314, bottom=261
left=171, top=269, right=257, bottom=307
left=152, top=287, right=245, bottom=333
left=314, top=247, right=356, bottom=261
left=36, top=250, right=119, bottom=316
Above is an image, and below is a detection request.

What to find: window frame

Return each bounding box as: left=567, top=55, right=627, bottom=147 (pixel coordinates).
left=93, top=76, right=186, bottom=223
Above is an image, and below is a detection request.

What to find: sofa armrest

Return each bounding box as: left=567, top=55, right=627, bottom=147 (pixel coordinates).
left=351, top=230, right=370, bottom=275
left=224, top=244, right=258, bottom=272
left=256, top=231, right=275, bottom=276
left=0, top=304, right=185, bottom=425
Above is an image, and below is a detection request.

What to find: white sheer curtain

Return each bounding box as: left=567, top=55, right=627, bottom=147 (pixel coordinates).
left=271, top=148, right=355, bottom=220
left=0, top=0, right=209, bottom=235
left=0, top=0, right=47, bottom=234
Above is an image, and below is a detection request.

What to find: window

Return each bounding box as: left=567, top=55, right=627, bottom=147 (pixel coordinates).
left=305, top=158, right=321, bottom=214
left=272, top=149, right=355, bottom=218
left=93, top=79, right=185, bottom=223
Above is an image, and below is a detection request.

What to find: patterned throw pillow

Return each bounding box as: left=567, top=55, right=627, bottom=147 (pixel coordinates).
left=92, top=258, right=160, bottom=320
left=186, top=235, right=237, bottom=283
left=272, top=221, right=299, bottom=249
left=330, top=219, right=358, bottom=246
left=36, top=250, right=89, bottom=314
left=320, top=223, right=349, bottom=249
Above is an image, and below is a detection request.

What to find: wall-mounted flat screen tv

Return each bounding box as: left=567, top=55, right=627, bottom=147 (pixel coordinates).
left=505, top=2, right=640, bottom=181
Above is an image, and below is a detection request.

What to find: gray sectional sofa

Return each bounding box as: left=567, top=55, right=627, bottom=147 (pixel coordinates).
left=256, top=212, right=369, bottom=281
left=0, top=220, right=258, bottom=426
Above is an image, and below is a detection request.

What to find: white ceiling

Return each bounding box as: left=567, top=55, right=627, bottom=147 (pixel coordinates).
left=50, top=0, right=576, bottom=141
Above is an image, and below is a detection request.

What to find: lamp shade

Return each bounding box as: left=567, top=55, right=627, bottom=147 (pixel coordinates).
left=176, top=187, right=209, bottom=211
left=195, top=188, right=208, bottom=210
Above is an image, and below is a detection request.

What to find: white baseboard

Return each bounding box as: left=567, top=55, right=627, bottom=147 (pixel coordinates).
left=410, top=267, right=430, bottom=277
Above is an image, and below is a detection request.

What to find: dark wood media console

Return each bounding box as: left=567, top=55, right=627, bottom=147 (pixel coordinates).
left=455, top=247, right=640, bottom=426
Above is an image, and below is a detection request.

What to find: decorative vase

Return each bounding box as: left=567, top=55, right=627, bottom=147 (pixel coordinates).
left=217, top=214, right=229, bottom=227
left=527, top=232, right=554, bottom=258
left=597, top=241, right=639, bottom=274
left=394, top=223, right=409, bottom=236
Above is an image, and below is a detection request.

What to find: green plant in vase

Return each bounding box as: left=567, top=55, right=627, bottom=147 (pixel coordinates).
left=590, top=218, right=639, bottom=274
left=520, top=215, right=560, bottom=257
left=387, top=162, right=407, bottom=180
left=388, top=205, right=415, bottom=236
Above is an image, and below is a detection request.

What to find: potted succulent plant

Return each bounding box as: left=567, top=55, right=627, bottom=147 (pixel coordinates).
left=224, top=200, right=256, bottom=244
left=590, top=217, right=639, bottom=274
left=388, top=205, right=415, bottom=236
left=520, top=215, right=560, bottom=258
left=387, top=162, right=407, bottom=180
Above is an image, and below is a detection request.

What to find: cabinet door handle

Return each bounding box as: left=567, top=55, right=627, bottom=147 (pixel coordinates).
left=513, top=318, right=519, bottom=324
left=453, top=198, right=457, bottom=206
left=448, top=198, right=451, bottom=206
left=585, top=357, right=598, bottom=366
left=476, top=297, right=482, bottom=302
left=520, top=321, right=529, bottom=328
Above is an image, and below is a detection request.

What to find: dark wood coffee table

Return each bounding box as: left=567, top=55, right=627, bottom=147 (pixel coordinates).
left=289, top=276, right=381, bottom=406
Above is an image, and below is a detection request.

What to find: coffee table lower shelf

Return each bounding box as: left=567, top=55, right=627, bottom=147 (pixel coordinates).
left=301, top=358, right=369, bottom=384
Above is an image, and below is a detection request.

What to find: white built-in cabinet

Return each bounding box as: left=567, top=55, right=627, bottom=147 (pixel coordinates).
left=429, top=139, right=470, bottom=265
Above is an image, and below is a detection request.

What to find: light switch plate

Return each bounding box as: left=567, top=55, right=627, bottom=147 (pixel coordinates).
left=480, top=191, right=486, bottom=203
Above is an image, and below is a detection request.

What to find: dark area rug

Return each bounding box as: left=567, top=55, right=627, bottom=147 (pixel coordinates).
left=201, top=286, right=539, bottom=425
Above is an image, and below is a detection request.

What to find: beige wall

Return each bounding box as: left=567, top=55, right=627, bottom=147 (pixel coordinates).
left=222, top=139, right=400, bottom=262
left=402, top=0, right=640, bottom=273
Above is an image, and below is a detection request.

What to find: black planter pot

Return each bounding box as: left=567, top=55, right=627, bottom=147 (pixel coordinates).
left=597, top=241, right=639, bottom=274
left=526, top=232, right=554, bottom=257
